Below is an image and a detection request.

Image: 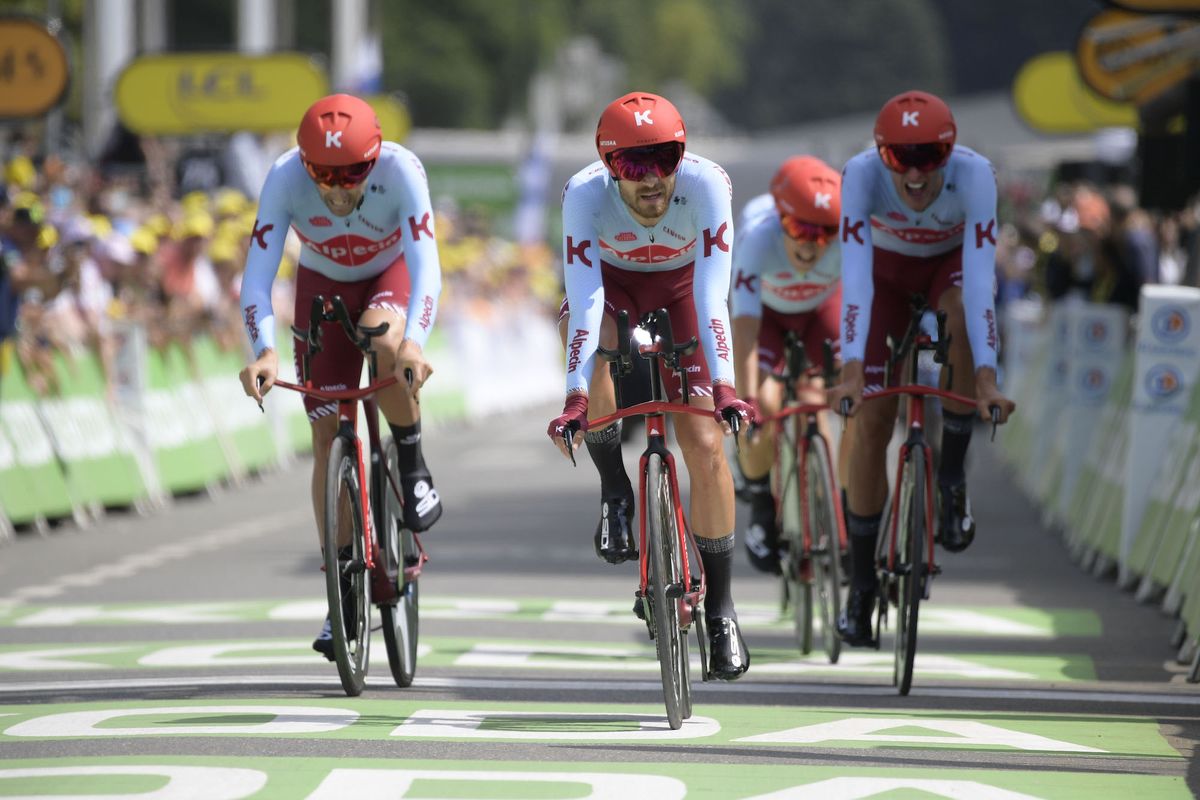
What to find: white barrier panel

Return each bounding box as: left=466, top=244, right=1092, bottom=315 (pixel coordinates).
left=1026, top=303, right=1071, bottom=497
left=1122, top=286, right=1200, bottom=583
left=1056, top=303, right=1129, bottom=522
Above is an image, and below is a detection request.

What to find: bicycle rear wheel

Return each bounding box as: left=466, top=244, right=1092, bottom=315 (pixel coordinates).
left=379, top=438, right=420, bottom=688
left=647, top=453, right=690, bottom=729
left=777, top=418, right=812, bottom=655
left=325, top=435, right=371, bottom=697
left=893, top=444, right=926, bottom=696
left=806, top=433, right=843, bottom=664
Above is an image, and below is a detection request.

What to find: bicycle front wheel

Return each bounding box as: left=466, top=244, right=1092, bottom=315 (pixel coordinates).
left=379, top=438, right=419, bottom=688
left=777, top=417, right=812, bottom=655
left=647, top=453, right=690, bottom=730
left=806, top=433, right=843, bottom=664
left=325, top=435, right=371, bottom=697
left=893, top=444, right=926, bottom=696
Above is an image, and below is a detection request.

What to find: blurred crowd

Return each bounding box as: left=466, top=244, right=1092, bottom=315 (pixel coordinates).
left=0, top=139, right=560, bottom=401
left=993, top=176, right=1200, bottom=315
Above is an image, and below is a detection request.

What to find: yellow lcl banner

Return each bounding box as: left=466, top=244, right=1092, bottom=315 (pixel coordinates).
left=1013, top=52, right=1138, bottom=133
left=115, top=53, right=329, bottom=135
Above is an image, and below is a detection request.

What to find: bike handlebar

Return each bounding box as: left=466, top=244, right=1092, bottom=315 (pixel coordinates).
left=588, top=400, right=717, bottom=431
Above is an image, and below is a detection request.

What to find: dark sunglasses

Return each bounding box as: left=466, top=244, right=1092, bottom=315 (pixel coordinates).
left=303, top=159, right=376, bottom=189
left=877, top=142, right=952, bottom=173
left=607, top=142, right=684, bottom=182
left=780, top=215, right=838, bottom=244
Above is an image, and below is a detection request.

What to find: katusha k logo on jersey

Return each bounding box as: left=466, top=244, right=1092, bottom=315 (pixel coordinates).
left=296, top=226, right=404, bottom=267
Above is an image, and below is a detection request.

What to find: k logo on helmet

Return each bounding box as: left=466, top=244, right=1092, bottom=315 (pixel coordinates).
left=902, top=111, right=919, bottom=127
left=634, top=110, right=653, bottom=126
left=325, top=131, right=343, bottom=148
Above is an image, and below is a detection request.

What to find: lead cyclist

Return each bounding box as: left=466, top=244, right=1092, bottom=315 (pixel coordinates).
left=237, top=93, right=445, bottom=659
left=826, top=90, right=1016, bottom=647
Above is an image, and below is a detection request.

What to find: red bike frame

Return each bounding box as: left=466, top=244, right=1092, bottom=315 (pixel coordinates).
left=767, top=401, right=849, bottom=566
left=590, top=400, right=714, bottom=629
left=861, top=382, right=975, bottom=580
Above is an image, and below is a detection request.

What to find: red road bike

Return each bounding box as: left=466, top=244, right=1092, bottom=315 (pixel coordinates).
left=565, top=308, right=742, bottom=730
left=273, top=294, right=427, bottom=696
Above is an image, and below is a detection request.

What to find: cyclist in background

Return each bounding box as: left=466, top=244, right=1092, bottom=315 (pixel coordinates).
left=730, top=156, right=845, bottom=574
left=547, top=91, right=755, bottom=680
left=237, top=94, right=444, bottom=659
left=827, top=91, right=1015, bottom=646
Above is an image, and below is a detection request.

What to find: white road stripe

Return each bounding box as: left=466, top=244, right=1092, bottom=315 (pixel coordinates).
left=0, top=512, right=309, bottom=605
left=0, top=674, right=1196, bottom=706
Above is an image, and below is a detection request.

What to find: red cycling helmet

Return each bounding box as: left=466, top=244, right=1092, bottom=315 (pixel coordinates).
left=874, top=90, right=956, bottom=147
left=596, top=92, right=686, bottom=166
left=874, top=91, right=956, bottom=173
left=297, top=94, right=382, bottom=168
left=770, top=156, right=841, bottom=228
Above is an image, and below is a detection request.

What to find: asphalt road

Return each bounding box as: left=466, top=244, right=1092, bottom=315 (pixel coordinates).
left=0, top=406, right=1196, bottom=799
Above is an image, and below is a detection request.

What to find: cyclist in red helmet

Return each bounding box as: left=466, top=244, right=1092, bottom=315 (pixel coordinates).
left=548, top=91, right=755, bottom=680
left=238, top=93, right=444, bottom=659
left=730, top=155, right=847, bottom=573
left=827, top=90, right=1016, bottom=647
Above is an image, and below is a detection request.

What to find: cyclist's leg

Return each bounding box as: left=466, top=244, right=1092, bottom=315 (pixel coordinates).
left=838, top=255, right=909, bottom=645
left=665, top=283, right=748, bottom=679
left=738, top=309, right=783, bottom=573
left=360, top=257, right=442, bottom=532
left=558, top=279, right=636, bottom=563
left=931, top=253, right=978, bottom=551
left=293, top=268, right=365, bottom=655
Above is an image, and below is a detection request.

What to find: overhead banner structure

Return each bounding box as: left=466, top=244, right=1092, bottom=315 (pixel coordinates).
left=1012, top=52, right=1138, bottom=133
left=0, top=16, right=69, bottom=118
left=1076, top=10, right=1200, bottom=104
left=115, top=53, right=328, bottom=135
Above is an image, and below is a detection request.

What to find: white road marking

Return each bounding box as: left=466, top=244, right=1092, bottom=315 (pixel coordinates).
left=0, top=674, right=1196, bottom=707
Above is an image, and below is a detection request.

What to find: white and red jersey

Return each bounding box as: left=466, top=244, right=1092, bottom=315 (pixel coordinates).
left=730, top=192, right=841, bottom=318
left=239, top=142, right=442, bottom=357
left=561, top=153, right=736, bottom=394
left=839, top=145, right=998, bottom=370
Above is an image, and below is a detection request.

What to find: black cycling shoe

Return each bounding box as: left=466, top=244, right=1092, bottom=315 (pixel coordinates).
left=312, top=615, right=335, bottom=661
left=837, top=584, right=878, bottom=647
left=401, top=468, right=442, bottom=532
left=594, top=493, right=637, bottom=564
left=743, top=491, right=781, bottom=574
left=937, top=481, right=976, bottom=553
left=707, top=617, right=750, bottom=680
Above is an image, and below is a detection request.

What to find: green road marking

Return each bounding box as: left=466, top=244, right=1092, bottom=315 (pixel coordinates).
left=0, top=598, right=1102, bottom=638
left=0, top=756, right=1188, bottom=799
left=0, top=698, right=1179, bottom=757
left=0, top=636, right=1096, bottom=682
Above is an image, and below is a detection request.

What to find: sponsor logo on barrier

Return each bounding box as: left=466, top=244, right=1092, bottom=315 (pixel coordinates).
left=1151, top=306, right=1190, bottom=343
left=1080, top=367, right=1109, bottom=399
left=1144, top=364, right=1183, bottom=400
left=1082, top=319, right=1109, bottom=347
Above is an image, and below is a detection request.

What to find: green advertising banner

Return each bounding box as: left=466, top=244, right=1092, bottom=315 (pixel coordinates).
left=0, top=356, right=74, bottom=522
left=37, top=351, right=147, bottom=508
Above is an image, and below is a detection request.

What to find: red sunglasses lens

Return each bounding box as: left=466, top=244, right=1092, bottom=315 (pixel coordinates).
left=879, top=143, right=951, bottom=173
left=781, top=215, right=838, bottom=243
left=608, top=143, right=683, bottom=182
left=305, top=159, right=376, bottom=188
